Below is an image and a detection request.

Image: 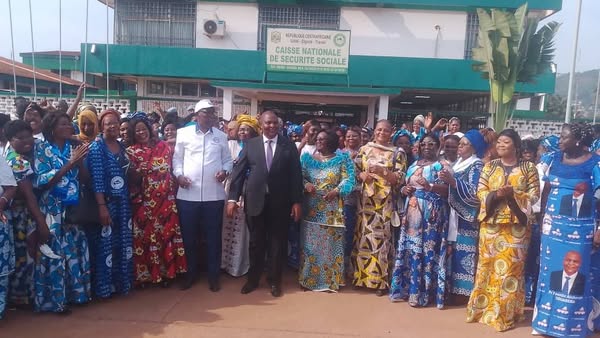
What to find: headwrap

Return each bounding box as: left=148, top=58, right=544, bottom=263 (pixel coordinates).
left=392, top=129, right=415, bottom=146
left=129, top=111, right=152, bottom=125
left=77, top=110, right=99, bottom=143
left=76, top=103, right=97, bottom=118
left=236, top=114, right=260, bottom=134
left=540, top=135, right=559, bottom=153
left=464, top=129, right=487, bottom=158
left=287, top=124, right=302, bottom=136
left=339, top=124, right=348, bottom=131
left=413, top=115, right=425, bottom=125
left=99, top=108, right=121, bottom=128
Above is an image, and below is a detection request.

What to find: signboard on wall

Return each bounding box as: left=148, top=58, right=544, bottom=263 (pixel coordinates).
left=266, top=28, right=350, bottom=74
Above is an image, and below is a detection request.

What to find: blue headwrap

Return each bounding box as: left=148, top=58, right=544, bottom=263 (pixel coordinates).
left=392, top=129, right=415, bottom=146
left=287, top=124, right=303, bottom=136
left=541, top=135, right=559, bottom=153
left=464, top=129, right=487, bottom=158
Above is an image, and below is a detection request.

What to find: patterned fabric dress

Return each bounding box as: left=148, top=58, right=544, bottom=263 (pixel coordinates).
left=447, top=156, right=483, bottom=296
left=466, top=159, right=539, bottom=331
left=389, top=160, right=449, bottom=308
left=532, top=152, right=600, bottom=337
left=0, top=157, right=16, bottom=319
left=33, top=140, right=91, bottom=312
left=127, top=140, right=186, bottom=285
left=299, top=152, right=355, bottom=291
left=221, top=140, right=250, bottom=277
left=5, top=147, right=36, bottom=306
left=352, top=143, right=406, bottom=290
left=87, top=136, right=133, bottom=299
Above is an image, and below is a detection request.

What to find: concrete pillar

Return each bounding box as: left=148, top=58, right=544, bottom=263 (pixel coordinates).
left=222, top=88, right=233, bottom=121
left=250, top=97, right=258, bottom=117
left=378, top=95, right=389, bottom=121
left=367, top=98, right=376, bottom=128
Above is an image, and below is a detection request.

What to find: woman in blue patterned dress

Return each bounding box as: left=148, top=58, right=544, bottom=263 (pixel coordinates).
left=532, top=123, right=600, bottom=337
left=33, top=113, right=91, bottom=313
left=439, top=130, right=486, bottom=304
left=0, top=147, right=17, bottom=319
left=86, top=110, right=133, bottom=299
left=390, top=133, right=449, bottom=308
left=3, top=120, right=43, bottom=308
left=299, top=131, right=355, bottom=292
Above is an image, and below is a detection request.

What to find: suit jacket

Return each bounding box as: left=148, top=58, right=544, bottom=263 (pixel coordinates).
left=558, top=194, right=592, bottom=218
left=549, top=270, right=586, bottom=296
left=228, top=136, right=303, bottom=217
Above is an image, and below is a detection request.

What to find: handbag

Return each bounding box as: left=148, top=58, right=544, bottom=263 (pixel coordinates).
left=65, top=184, right=100, bottom=225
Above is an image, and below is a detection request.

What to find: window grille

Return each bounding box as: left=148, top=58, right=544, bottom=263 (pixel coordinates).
left=257, top=6, right=340, bottom=50
left=464, top=12, right=479, bottom=59
left=115, top=0, right=196, bottom=47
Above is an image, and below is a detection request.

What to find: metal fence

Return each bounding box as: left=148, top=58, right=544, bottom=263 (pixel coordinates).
left=257, top=6, right=341, bottom=50
left=115, top=0, right=196, bottom=47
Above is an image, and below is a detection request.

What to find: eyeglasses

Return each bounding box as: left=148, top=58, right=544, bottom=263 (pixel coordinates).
left=458, top=141, right=471, bottom=147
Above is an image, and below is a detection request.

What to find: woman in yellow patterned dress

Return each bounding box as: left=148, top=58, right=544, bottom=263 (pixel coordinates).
left=352, top=120, right=406, bottom=296
left=466, top=129, right=540, bottom=331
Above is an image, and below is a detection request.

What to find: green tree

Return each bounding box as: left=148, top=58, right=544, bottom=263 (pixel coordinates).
left=472, top=4, right=560, bottom=130
left=546, top=94, right=566, bottom=117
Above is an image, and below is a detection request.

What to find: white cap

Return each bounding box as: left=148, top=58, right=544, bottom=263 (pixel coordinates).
left=194, top=99, right=214, bottom=113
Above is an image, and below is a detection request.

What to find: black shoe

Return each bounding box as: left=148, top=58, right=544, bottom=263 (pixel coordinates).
left=209, top=279, right=220, bottom=292
left=179, top=277, right=194, bottom=291
left=270, top=285, right=282, bottom=298
left=375, top=289, right=387, bottom=297
left=241, top=282, right=258, bottom=294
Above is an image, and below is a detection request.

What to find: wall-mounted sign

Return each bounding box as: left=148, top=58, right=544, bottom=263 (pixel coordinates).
left=266, top=28, right=350, bottom=74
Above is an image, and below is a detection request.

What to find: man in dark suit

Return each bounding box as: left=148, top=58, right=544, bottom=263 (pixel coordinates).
left=227, top=110, right=303, bottom=297
left=549, top=251, right=586, bottom=296
left=558, top=182, right=592, bottom=218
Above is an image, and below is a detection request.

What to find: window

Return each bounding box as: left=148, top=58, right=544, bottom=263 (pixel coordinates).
left=257, top=6, right=341, bottom=50
left=165, top=82, right=180, bottom=96
left=464, top=12, right=479, bottom=59
left=181, top=82, right=198, bottom=96
left=115, top=0, right=196, bottom=47
left=148, top=81, right=164, bottom=95
left=200, top=85, right=216, bottom=97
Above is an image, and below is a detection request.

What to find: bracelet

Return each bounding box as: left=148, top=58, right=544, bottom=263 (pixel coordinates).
left=0, top=196, right=8, bottom=204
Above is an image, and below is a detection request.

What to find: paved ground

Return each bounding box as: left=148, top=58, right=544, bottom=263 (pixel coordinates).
left=1, top=270, right=538, bottom=338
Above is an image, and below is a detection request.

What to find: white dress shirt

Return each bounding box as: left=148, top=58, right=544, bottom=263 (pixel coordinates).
left=573, top=194, right=583, bottom=217
left=173, top=125, right=233, bottom=202
left=263, top=134, right=278, bottom=157
left=562, top=271, right=579, bottom=294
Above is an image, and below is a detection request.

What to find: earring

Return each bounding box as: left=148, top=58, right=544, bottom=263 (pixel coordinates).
left=576, top=142, right=580, bottom=147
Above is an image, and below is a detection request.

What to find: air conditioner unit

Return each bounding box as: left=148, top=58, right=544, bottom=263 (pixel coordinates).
left=203, top=19, right=226, bottom=38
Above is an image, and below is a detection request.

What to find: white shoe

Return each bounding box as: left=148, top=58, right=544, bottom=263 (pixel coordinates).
left=40, top=244, right=61, bottom=259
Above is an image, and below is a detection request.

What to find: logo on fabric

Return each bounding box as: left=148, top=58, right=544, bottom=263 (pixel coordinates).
left=111, top=176, right=124, bottom=190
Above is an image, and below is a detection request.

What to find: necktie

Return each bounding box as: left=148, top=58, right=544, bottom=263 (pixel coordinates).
left=266, top=140, right=273, bottom=171
left=572, top=198, right=578, bottom=217
left=562, top=276, right=570, bottom=293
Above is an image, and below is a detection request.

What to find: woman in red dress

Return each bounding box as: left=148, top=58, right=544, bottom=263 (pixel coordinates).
left=126, top=112, right=186, bottom=287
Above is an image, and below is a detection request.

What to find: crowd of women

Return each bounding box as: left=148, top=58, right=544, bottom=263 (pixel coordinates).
left=0, top=95, right=600, bottom=337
